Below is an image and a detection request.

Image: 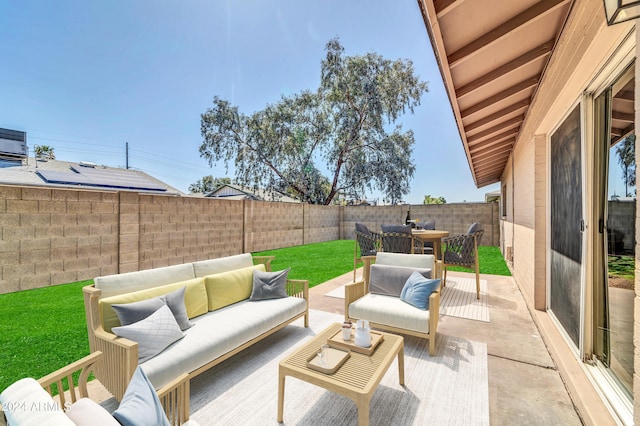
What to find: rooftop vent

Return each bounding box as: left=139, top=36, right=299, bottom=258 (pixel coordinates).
left=79, top=161, right=97, bottom=168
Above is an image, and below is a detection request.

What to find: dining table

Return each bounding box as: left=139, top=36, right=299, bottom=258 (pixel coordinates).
left=411, top=229, right=450, bottom=260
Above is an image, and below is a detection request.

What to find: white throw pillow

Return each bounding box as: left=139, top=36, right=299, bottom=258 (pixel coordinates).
left=112, top=305, right=184, bottom=363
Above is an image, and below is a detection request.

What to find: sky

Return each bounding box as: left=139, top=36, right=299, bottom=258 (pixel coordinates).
left=0, top=0, right=501, bottom=204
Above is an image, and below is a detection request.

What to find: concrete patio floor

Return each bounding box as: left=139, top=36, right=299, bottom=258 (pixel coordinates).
left=310, top=269, right=617, bottom=426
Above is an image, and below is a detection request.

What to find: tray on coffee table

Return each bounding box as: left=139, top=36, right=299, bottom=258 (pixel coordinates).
left=327, top=329, right=384, bottom=355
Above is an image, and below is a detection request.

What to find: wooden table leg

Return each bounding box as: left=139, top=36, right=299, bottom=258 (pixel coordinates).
left=277, top=371, right=285, bottom=422
left=357, top=395, right=371, bottom=426
left=398, top=346, right=405, bottom=386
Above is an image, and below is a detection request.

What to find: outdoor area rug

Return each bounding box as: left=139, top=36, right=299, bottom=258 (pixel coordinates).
left=189, top=309, right=489, bottom=425
left=440, top=277, right=490, bottom=323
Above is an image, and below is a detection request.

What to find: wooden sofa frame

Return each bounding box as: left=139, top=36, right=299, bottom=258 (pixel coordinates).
left=344, top=255, right=441, bottom=356
left=83, top=256, right=309, bottom=402
left=0, top=351, right=191, bottom=426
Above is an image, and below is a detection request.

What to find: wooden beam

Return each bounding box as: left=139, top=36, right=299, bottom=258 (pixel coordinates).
left=470, top=145, right=515, bottom=165
left=465, top=100, right=529, bottom=132
left=467, top=115, right=524, bottom=144
left=470, top=137, right=515, bottom=157
left=434, top=0, right=459, bottom=17
left=468, top=127, right=518, bottom=149
left=473, top=149, right=511, bottom=167
left=447, top=0, right=569, bottom=68
left=461, top=76, right=539, bottom=118
left=457, top=41, right=554, bottom=99
left=612, top=110, right=634, bottom=123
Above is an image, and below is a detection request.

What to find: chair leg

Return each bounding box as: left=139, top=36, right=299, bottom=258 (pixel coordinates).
left=475, top=260, right=480, bottom=300
left=443, top=267, right=447, bottom=287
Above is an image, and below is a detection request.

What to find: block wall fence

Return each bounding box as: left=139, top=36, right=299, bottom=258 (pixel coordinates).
left=0, top=184, right=499, bottom=294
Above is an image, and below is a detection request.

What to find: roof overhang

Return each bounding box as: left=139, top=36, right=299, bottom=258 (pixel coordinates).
left=417, top=0, right=574, bottom=187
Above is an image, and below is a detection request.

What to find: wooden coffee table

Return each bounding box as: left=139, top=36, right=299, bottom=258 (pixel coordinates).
left=277, top=323, right=404, bottom=425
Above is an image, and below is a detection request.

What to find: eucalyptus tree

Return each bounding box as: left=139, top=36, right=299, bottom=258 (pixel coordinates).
left=200, top=38, right=428, bottom=205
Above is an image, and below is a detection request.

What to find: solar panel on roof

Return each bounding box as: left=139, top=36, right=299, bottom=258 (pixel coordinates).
left=37, top=167, right=167, bottom=192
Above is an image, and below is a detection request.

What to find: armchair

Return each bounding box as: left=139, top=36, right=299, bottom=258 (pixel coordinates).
left=442, top=223, right=484, bottom=299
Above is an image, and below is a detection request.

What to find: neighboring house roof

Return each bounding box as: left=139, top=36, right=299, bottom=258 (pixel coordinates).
left=205, top=183, right=300, bottom=203
left=485, top=190, right=501, bottom=203
left=0, top=157, right=183, bottom=195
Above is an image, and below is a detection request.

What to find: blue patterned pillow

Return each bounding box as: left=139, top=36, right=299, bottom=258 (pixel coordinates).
left=112, top=366, right=170, bottom=426
left=400, top=272, right=440, bottom=310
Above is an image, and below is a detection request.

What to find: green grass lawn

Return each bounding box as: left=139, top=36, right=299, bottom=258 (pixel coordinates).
left=0, top=280, right=91, bottom=393
left=0, top=240, right=510, bottom=391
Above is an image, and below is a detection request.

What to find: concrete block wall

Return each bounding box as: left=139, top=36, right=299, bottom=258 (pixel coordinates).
left=244, top=200, right=304, bottom=252
left=137, top=195, right=244, bottom=271
left=0, top=184, right=500, bottom=294
left=0, top=186, right=119, bottom=293
left=304, top=204, right=341, bottom=244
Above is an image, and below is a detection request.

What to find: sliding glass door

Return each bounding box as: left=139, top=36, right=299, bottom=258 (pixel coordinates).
left=594, top=64, right=635, bottom=399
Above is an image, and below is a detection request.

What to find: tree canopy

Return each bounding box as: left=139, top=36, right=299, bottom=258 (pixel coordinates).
left=423, top=194, right=446, bottom=204
left=34, top=145, right=55, bottom=160
left=189, top=176, right=231, bottom=194
left=616, top=134, right=636, bottom=197
left=199, top=38, right=428, bottom=205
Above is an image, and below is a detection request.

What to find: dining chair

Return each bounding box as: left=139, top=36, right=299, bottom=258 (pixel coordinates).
left=442, top=223, right=484, bottom=299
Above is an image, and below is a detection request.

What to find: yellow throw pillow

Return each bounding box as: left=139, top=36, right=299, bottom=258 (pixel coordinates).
left=99, top=277, right=208, bottom=333
left=204, top=264, right=266, bottom=311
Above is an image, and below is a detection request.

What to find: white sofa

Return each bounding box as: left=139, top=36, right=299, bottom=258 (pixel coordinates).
left=345, top=252, right=441, bottom=355
left=83, top=253, right=309, bottom=401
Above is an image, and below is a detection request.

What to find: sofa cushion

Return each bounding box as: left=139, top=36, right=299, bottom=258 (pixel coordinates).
left=375, top=252, right=435, bottom=270
left=112, top=287, right=191, bottom=331
left=0, top=377, right=74, bottom=426
left=95, top=263, right=195, bottom=298
left=112, top=366, right=170, bottom=426
left=204, top=264, right=265, bottom=311
left=348, top=293, right=431, bottom=335
left=112, top=305, right=185, bottom=363
left=100, top=278, right=208, bottom=333
left=65, top=398, right=120, bottom=426
left=192, top=253, right=254, bottom=277
left=400, top=272, right=441, bottom=310
left=250, top=268, right=290, bottom=301
left=141, top=296, right=307, bottom=390
left=369, top=264, right=432, bottom=297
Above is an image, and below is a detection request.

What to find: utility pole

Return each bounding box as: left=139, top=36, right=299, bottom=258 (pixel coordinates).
left=126, top=142, right=129, bottom=169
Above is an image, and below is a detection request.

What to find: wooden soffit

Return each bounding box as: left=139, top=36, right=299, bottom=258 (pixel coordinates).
left=417, top=0, right=573, bottom=187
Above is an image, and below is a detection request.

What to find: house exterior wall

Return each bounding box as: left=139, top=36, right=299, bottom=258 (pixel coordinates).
left=0, top=183, right=499, bottom=294
left=498, top=0, right=638, bottom=422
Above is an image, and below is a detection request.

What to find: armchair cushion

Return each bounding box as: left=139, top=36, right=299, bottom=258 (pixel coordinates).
left=369, top=264, right=432, bottom=297
left=65, top=398, right=119, bottom=426
left=348, top=293, right=431, bottom=334
left=112, top=286, right=192, bottom=331
left=250, top=268, right=290, bottom=300
left=376, top=252, right=435, bottom=269
left=400, top=272, right=441, bottom=310
left=0, top=378, right=74, bottom=425
left=112, top=366, right=170, bottom=426
left=112, top=305, right=184, bottom=363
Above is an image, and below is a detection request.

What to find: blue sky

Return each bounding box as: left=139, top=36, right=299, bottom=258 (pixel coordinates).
left=1, top=0, right=500, bottom=203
